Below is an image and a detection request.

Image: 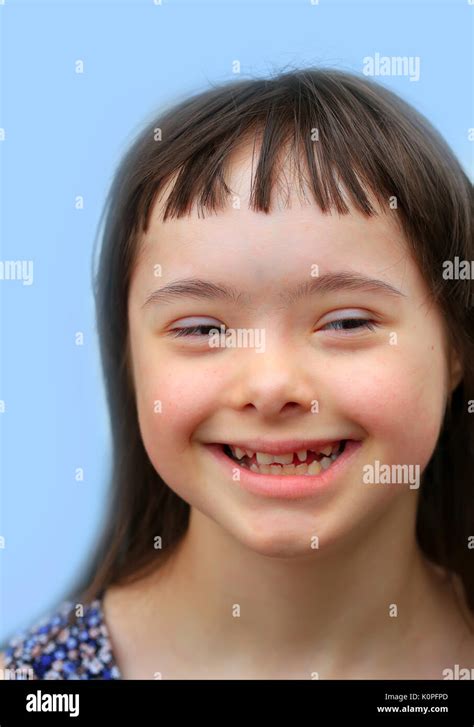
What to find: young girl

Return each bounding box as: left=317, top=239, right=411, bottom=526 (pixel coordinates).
left=1, top=67, right=473, bottom=680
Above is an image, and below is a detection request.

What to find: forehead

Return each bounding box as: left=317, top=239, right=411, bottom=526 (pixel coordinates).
left=133, top=142, right=408, bottom=279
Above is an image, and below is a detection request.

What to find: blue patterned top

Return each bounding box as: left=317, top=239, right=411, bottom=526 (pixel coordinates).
left=3, top=595, right=122, bottom=680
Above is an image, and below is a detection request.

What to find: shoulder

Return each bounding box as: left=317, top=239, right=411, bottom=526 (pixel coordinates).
left=1, top=598, right=120, bottom=680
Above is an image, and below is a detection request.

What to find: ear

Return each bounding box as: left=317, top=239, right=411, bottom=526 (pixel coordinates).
left=448, top=346, right=463, bottom=392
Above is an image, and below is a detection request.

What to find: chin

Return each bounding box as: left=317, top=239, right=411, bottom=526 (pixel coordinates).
left=226, top=511, right=342, bottom=560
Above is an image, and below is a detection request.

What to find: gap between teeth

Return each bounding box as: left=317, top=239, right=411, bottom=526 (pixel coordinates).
left=227, top=444, right=343, bottom=476
left=230, top=444, right=341, bottom=464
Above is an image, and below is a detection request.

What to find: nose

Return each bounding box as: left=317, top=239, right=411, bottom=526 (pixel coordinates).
left=231, top=338, right=317, bottom=419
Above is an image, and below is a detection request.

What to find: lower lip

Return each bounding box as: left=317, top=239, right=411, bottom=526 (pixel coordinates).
left=206, top=440, right=362, bottom=499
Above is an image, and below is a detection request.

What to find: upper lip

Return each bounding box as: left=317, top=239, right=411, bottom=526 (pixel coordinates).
left=212, top=438, right=352, bottom=455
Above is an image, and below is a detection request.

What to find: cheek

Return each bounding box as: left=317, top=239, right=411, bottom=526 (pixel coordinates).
left=329, top=343, right=447, bottom=467
left=133, top=348, right=221, bottom=458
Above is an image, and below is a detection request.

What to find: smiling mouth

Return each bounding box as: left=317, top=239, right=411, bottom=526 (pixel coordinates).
left=221, top=440, right=347, bottom=476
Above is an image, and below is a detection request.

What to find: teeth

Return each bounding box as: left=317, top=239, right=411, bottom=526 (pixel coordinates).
left=319, top=445, right=333, bottom=456
left=254, top=452, right=294, bottom=465
left=256, top=452, right=274, bottom=465
left=246, top=458, right=329, bottom=476
left=229, top=442, right=341, bottom=474
left=307, top=460, right=322, bottom=475
left=273, top=452, right=294, bottom=465
left=320, top=457, right=332, bottom=470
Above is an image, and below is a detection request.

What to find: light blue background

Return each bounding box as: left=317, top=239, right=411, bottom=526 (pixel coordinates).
left=0, top=0, right=472, bottom=644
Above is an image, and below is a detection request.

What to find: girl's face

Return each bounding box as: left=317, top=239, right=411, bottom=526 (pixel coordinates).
left=127, top=150, right=460, bottom=557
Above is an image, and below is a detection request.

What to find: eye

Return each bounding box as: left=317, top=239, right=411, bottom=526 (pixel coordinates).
left=321, top=317, right=378, bottom=333
left=168, top=319, right=224, bottom=338
left=170, top=324, right=223, bottom=338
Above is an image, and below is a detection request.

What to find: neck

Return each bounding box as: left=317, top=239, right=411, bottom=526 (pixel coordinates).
left=140, top=498, right=458, bottom=676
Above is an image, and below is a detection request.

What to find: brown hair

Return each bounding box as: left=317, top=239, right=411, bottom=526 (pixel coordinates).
left=71, top=67, right=474, bottom=613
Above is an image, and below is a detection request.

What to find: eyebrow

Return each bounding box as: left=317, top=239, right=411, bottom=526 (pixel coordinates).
left=141, top=272, right=407, bottom=309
